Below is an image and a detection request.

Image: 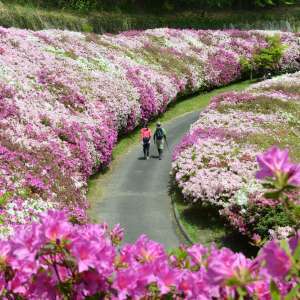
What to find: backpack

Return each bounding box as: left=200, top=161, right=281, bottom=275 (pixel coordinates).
left=156, top=128, right=164, bottom=140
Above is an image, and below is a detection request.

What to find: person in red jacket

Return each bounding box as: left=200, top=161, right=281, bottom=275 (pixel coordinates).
left=140, top=123, right=152, bottom=160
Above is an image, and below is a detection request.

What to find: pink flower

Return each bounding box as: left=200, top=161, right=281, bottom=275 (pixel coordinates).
left=207, top=249, right=251, bottom=285
left=113, top=269, right=138, bottom=300
left=134, top=235, right=166, bottom=263
left=110, top=223, right=124, bottom=245
left=41, top=211, right=72, bottom=242
left=70, top=240, right=97, bottom=272
left=261, top=240, right=292, bottom=279
left=256, top=146, right=300, bottom=187
left=256, top=146, right=291, bottom=180
left=187, top=244, right=207, bottom=265
left=155, top=263, right=180, bottom=294
left=207, top=248, right=236, bottom=285
left=252, top=233, right=262, bottom=245
left=287, top=163, right=300, bottom=186
left=288, top=231, right=300, bottom=253
left=248, top=280, right=271, bottom=300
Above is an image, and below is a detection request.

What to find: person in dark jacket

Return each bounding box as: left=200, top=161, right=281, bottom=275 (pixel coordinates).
left=153, top=122, right=167, bottom=160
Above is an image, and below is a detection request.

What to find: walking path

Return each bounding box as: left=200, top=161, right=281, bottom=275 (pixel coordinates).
left=88, top=81, right=252, bottom=248
left=89, top=111, right=199, bottom=248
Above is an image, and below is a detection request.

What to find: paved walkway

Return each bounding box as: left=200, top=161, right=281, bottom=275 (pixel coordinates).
left=89, top=111, right=199, bottom=248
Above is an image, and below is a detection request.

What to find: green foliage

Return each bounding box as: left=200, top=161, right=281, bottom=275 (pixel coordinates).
left=0, top=192, right=12, bottom=207
left=81, top=22, right=93, bottom=32
left=0, top=1, right=299, bottom=34
left=247, top=204, right=295, bottom=238
left=241, top=35, right=286, bottom=78
left=270, top=280, right=281, bottom=300
left=254, top=35, right=286, bottom=74
left=254, top=0, right=296, bottom=7
left=240, top=57, right=254, bottom=79
left=4, top=0, right=297, bottom=12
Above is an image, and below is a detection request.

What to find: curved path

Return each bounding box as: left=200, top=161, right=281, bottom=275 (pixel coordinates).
left=89, top=111, right=200, bottom=248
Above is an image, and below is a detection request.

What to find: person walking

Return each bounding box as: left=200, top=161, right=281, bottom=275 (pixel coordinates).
left=153, top=122, right=167, bottom=160
left=140, top=123, right=152, bottom=160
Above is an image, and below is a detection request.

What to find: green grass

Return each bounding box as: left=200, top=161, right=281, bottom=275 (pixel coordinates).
left=87, top=80, right=252, bottom=209
left=172, top=189, right=258, bottom=257
left=0, top=2, right=300, bottom=33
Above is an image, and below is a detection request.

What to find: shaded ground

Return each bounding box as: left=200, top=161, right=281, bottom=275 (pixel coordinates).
left=172, top=191, right=258, bottom=257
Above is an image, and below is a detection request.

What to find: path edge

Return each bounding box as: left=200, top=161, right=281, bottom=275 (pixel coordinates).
left=171, top=198, right=195, bottom=245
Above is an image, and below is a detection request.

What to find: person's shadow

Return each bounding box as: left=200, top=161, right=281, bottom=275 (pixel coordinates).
left=137, top=155, right=160, bottom=160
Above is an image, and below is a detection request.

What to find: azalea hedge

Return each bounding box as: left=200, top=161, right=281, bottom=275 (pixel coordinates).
left=172, top=71, right=300, bottom=243
left=0, top=27, right=300, bottom=236
left=0, top=210, right=298, bottom=299
left=0, top=212, right=299, bottom=299
left=0, top=146, right=299, bottom=299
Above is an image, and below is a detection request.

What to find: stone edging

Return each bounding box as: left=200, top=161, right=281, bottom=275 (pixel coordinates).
left=171, top=198, right=195, bottom=245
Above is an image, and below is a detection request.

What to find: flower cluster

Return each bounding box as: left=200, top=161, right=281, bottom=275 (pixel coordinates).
left=172, top=72, right=300, bottom=241
left=0, top=27, right=299, bottom=234
left=0, top=210, right=299, bottom=299
left=257, top=146, right=300, bottom=188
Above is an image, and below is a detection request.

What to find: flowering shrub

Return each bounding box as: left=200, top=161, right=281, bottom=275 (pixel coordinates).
left=1, top=140, right=300, bottom=298
left=172, top=72, right=300, bottom=242
left=0, top=209, right=299, bottom=299
left=0, top=27, right=299, bottom=235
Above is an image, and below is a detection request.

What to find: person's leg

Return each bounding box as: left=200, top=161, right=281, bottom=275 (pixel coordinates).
left=158, top=149, right=162, bottom=160
left=143, top=143, right=147, bottom=159
left=146, top=143, right=150, bottom=159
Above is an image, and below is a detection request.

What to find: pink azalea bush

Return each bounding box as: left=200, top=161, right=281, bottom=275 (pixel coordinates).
left=1, top=27, right=299, bottom=235
left=0, top=210, right=299, bottom=299
left=172, top=72, right=300, bottom=242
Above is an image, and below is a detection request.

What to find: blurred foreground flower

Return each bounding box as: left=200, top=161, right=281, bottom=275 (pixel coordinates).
left=256, top=146, right=300, bottom=189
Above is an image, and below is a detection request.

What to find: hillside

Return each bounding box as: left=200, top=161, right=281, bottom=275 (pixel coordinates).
left=0, top=28, right=299, bottom=237
left=0, top=1, right=299, bottom=33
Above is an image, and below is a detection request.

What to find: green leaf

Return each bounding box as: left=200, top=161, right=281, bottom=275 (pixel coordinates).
left=0, top=191, right=12, bottom=207
left=292, top=242, right=300, bottom=262
left=280, top=239, right=292, bottom=257
left=262, top=182, right=276, bottom=189
left=270, top=281, right=281, bottom=300
left=226, top=277, right=240, bottom=286
left=237, top=286, right=247, bottom=298
left=292, top=205, right=300, bottom=219
left=285, top=283, right=300, bottom=300
left=264, top=190, right=281, bottom=200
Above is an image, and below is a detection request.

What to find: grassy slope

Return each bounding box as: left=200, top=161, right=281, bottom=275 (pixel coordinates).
left=172, top=191, right=258, bottom=256
left=0, top=2, right=299, bottom=33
